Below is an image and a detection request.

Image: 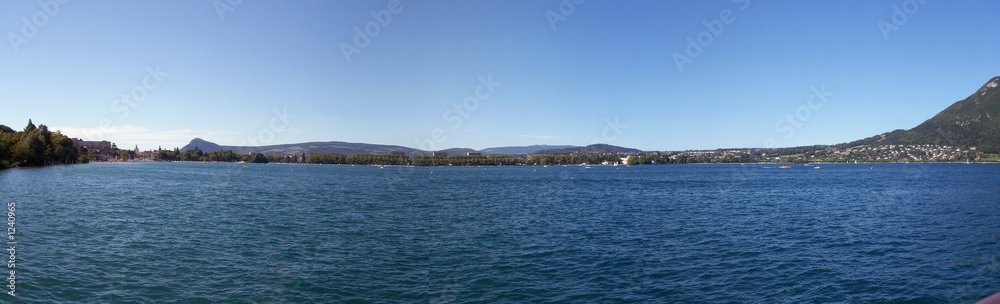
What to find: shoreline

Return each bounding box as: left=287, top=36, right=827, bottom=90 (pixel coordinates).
left=77, top=160, right=999, bottom=167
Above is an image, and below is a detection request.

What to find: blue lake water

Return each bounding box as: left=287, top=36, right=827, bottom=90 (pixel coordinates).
left=1, top=162, right=998, bottom=303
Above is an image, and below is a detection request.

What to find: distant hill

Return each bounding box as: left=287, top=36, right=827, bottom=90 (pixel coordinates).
left=181, top=138, right=427, bottom=156
left=838, top=76, right=1000, bottom=153
left=437, top=148, right=479, bottom=156
left=480, top=145, right=577, bottom=155
left=534, top=144, right=641, bottom=155
left=180, top=139, right=607, bottom=156
left=181, top=138, right=222, bottom=152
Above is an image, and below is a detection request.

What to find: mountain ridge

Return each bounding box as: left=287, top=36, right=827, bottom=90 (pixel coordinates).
left=534, top=144, right=642, bottom=155
left=180, top=139, right=591, bottom=156
left=837, top=76, right=1000, bottom=153
left=180, top=139, right=427, bottom=156
left=480, top=145, right=577, bottom=155
left=177, top=76, right=1000, bottom=156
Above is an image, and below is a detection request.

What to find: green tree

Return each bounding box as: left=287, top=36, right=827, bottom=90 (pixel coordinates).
left=36, top=125, right=52, bottom=164
left=264, top=154, right=282, bottom=163
left=49, top=133, right=79, bottom=164
left=13, top=129, right=41, bottom=166
left=251, top=153, right=268, bottom=163
left=306, top=152, right=347, bottom=164
left=0, top=133, right=14, bottom=168
left=23, top=120, right=35, bottom=134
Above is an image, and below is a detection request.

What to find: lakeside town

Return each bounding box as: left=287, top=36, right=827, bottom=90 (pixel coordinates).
left=675, top=144, right=985, bottom=164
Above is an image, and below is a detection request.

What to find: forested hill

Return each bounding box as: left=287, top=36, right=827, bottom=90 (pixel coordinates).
left=180, top=138, right=426, bottom=156
left=838, top=76, right=1000, bottom=153
left=533, top=144, right=642, bottom=155
left=480, top=145, right=577, bottom=155
left=180, top=139, right=583, bottom=156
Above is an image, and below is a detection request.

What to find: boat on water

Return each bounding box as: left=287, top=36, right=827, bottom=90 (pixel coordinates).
left=779, top=165, right=791, bottom=169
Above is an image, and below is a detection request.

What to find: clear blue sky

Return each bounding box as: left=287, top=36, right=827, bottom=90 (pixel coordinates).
left=2, top=0, right=998, bottom=151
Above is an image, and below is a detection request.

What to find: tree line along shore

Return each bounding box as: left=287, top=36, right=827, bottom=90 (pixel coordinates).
left=149, top=147, right=996, bottom=167
left=2, top=119, right=996, bottom=169
left=154, top=148, right=630, bottom=166
left=0, top=120, right=89, bottom=169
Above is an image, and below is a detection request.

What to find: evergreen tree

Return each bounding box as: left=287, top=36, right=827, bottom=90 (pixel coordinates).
left=23, top=120, right=35, bottom=133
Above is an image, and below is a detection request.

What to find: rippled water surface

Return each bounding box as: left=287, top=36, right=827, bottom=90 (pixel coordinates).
left=2, top=162, right=999, bottom=303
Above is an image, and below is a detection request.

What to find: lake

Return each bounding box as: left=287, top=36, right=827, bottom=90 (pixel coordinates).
left=1, top=162, right=998, bottom=303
